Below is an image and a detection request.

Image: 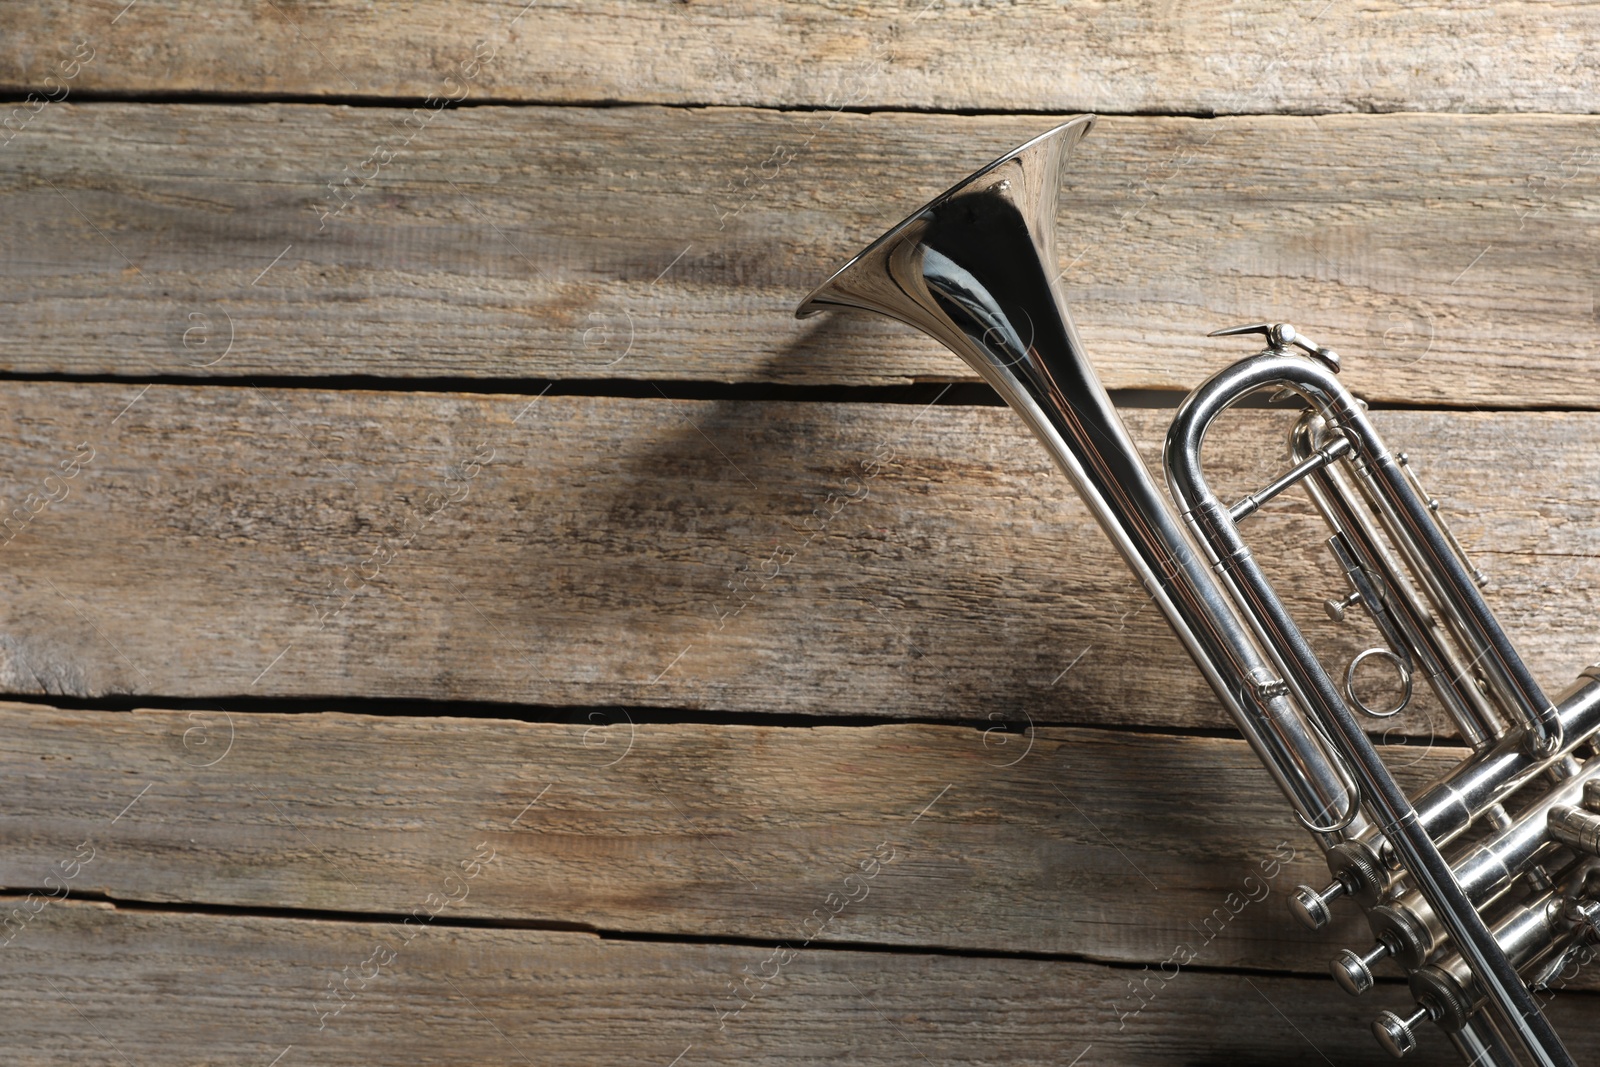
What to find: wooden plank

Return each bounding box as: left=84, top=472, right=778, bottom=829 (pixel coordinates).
left=4, top=105, right=1600, bottom=405
left=0, top=702, right=1467, bottom=969
left=0, top=384, right=1594, bottom=728
left=6, top=900, right=1597, bottom=1065
left=4, top=1, right=1599, bottom=116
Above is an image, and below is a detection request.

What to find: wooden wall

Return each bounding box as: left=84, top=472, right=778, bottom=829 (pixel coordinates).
left=2, top=3, right=1598, bottom=1063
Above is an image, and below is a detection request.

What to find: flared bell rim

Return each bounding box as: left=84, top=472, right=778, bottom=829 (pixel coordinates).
left=793, top=114, right=1096, bottom=320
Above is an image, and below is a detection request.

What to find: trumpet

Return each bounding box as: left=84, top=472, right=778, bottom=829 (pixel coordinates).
left=797, top=115, right=1600, bottom=1065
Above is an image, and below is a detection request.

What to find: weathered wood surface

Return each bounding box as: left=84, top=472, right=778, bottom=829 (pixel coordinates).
left=6, top=899, right=1596, bottom=1066
left=0, top=702, right=1463, bottom=968
left=6, top=7, right=1597, bottom=1065
left=5, top=106, right=1600, bottom=405
left=0, top=384, right=1593, bottom=726
left=5, top=1, right=1600, bottom=117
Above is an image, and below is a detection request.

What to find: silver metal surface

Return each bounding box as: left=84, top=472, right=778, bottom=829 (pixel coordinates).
left=1289, top=414, right=1505, bottom=750
left=797, top=116, right=1360, bottom=837
left=1165, top=352, right=1571, bottom=1062
left=1549, top=806, right=1600, bottom=856
left=797, top=117, right=1595, bottom=1066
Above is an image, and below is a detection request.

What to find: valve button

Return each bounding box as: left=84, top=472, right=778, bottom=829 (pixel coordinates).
left=1331, top=942, right=1388, bottom=997
left=1289, top=879, right=1345, bottom=931
left=1373, top=1005, right=1430, bottom=1059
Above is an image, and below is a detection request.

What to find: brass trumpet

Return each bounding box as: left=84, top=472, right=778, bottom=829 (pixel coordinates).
left=797, top=115, right=1600, bottom=1065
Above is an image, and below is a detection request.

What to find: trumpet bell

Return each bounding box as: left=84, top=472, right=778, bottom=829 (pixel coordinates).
left=795, top=115, right=1094, bottom=390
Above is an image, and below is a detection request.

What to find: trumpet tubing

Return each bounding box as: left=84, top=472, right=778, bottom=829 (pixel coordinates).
left=798, top=116, right=1599, bottom=1066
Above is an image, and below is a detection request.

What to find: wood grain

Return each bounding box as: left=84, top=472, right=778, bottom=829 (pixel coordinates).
left=4, top=1, right=1600, bottom=116
left=4, top=106, right=1600, bottom=404
left=0, top=383, right=1592, bottom=728
left=0, top=702, right=1463, bottom=969
left=7, top=899, right=1596, bottom=1066
left=6, top=7, right=1597, bottom=1063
